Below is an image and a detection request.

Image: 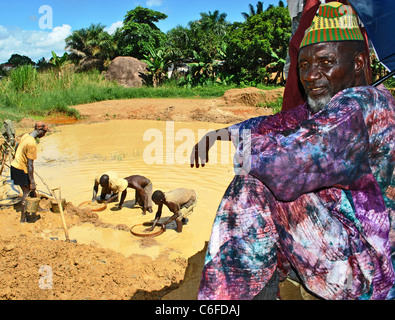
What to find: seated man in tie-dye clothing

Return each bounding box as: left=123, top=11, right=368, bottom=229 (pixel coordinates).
left=191, top=2, right=395, bottom=300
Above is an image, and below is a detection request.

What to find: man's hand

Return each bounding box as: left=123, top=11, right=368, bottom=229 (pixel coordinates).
left=190, top=129, right=230, bottom=168
left=145, top=225, right=155, bottom=232
left=190, top=132, right=216, bottom=168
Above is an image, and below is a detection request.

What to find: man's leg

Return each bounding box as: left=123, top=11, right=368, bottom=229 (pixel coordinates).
left=20, top=185, right=30, bottom=223
left=267, top=188, right=390, bottom=300
left=199, top=171, right=393, bottom=300
left=198, top=173, right=279, bottom=300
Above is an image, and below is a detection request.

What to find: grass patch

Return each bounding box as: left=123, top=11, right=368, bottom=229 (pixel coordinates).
left=257, top=96, right=283, bottom=114
left=0, top=66, right=283, bottom=122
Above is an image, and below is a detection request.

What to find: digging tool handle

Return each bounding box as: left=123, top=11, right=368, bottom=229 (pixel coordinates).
left=34, top=171, right=70, bottom=242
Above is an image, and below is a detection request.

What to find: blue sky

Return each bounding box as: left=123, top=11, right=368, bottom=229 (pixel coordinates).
left=0, top=0, right=280, bottom=64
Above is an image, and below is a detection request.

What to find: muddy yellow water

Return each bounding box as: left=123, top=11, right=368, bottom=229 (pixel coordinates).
left=34, top=120, right=235, bottom=260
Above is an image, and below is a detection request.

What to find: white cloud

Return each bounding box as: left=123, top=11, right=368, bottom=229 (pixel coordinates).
left=105, top=21, right=123, bottom=35
left=0, top=24, right=72, bottom=64
left=146, top=0, right=163, bottom=7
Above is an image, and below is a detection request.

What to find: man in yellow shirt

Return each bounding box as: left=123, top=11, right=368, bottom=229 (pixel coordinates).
left=11, top=122, right=50, bottom=223
left=92, top=171, right=128, bottom=204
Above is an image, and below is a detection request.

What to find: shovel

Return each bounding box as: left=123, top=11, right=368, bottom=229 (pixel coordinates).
left=34, top=171, right=76, bottom=243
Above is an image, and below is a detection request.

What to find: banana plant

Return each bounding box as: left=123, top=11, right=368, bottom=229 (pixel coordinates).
left=143, top=48, right=169, bottom=88
left=50, top=51, right=69, bottom=78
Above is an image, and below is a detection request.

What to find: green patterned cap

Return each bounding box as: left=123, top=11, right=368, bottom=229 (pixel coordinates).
left=300, top=2, right=364, bottom=48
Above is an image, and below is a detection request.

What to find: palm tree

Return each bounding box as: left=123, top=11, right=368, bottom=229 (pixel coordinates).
left=242, top=1, right=265, bottom=20
left=198, top=10, right=228, bottom=36
left=65, top=23, right=117, bottom=70
left=188, top=10, right=229, bottom=61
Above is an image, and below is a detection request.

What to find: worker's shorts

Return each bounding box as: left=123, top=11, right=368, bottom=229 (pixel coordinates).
left=177, top=195, right=198, bottom=221
left=11, top=166, right=30, bottom=187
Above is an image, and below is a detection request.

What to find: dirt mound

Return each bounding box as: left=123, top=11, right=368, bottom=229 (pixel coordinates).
left=222, top=87, right=284, bottom=107
left=0, top=233, right=187, bottom=300
left=0, top=200, right=188, bottom=300
left=72, top=88, right=282, bottom=125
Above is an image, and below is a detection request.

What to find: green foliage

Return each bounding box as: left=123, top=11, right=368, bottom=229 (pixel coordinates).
left=50, top=51, right=69, bottom=69
left=242, top=1, right=265, bottom=20
left=0, top=69, right=249, bottom=122
left=4, top=2, right=292, bottom=89
left=143, top=48, right=170, bottom=87
left=119, top=6, right=168, bottom=60
left=164, top=2, right=291, bottom=87
left=257, top=96, right=283, bottom=114
left=9, top=65, right=37, bottom=93
left=65, top=23, right=117, bottom=71
left=226, top=4, right=291, bottom=85
left=7, top=54, right=35, bottom=67
left=0, top=1, right=292, bottom=122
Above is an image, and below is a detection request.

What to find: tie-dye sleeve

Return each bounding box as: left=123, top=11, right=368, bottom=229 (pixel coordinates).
left=228, top=104, right=309, bottom=147
left=238, top=93, right=371, bottom=202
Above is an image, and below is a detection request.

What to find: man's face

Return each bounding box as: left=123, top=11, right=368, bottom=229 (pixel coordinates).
left=153, top=199, right=164, bottom=205
left=100, top=181, right=109, bottom=188
left=37, top=129, right=47, bottom=138
left=298, top=42, right=357, bottom=113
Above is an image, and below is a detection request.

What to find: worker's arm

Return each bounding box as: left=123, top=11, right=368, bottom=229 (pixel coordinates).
left=92, top=182, right=99, bottom=202
left=161, top=212, right=179, bottom=231
left=118, top=189, right=127, bottom=208
left=147, top=203, right=163, bottom=232
left=159, top=202, right=180, bottom=231
left=27, top=158, right=36, bottom=197
left=106, top=192, right=119, bottom=203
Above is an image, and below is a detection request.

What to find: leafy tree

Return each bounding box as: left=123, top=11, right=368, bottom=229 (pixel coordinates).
left=187, top=10, right=230, bottom=62
left=36, top=57, right=51, bottom=71
left=165, top=25, right=191, bottom=69
left=65, top=23, right=116, bottom=71
left=7, top=54, right=35, bottom=67
left=226, top=3, right=291, bottom=84
left=242, top=1, right=265, bottom=20
left=118, top=6, right=168, bottom=60
left=166, top=10, right=231, bottom=86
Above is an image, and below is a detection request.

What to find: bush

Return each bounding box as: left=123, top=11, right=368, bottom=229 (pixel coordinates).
left=9, top=65, right=37, bottom=92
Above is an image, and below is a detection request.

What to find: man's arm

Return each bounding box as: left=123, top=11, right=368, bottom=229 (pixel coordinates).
left=159, top=202, right=180, bottom=230
left=27, top=158, right=36, bottom=196
left=147, top=203, right=163, bottom=231
left=190, top=106, right=309, bottom=169
left=118, top=189, right=127, bottom=208
left=190, top=128, right=230, bottom=168
left=106, top=193, right=119, bottom=203
left=241, top=95, right=370, bottom=201
left=92, top=182, right=99, bottom=202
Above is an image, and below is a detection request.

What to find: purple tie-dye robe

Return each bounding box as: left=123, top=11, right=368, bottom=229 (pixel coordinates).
left=198, top=85, right=395, bottom=300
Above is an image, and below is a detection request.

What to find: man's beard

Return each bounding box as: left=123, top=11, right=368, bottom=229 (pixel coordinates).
left=307, top=94, right=332, bottom=114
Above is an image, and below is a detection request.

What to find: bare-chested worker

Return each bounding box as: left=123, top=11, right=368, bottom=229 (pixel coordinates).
left=118, top=175, right=153, bottom=215
left=150, top=188, right=197, bottom=233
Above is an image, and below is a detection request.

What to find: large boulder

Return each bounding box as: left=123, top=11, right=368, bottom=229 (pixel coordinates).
left=105, top=56, right=148, bottom=88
